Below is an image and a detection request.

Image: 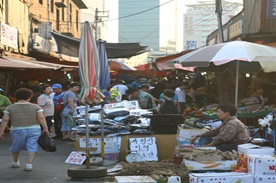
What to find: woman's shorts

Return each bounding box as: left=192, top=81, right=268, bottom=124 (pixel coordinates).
left=9, top=128, right=41, bottom=152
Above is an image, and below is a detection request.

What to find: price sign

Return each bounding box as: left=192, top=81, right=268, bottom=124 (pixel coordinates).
left=129, top=137, right=158, bottom=161
left=65, top=151, right=86, bottom=165
left=79, top=136, right=121, bottom=153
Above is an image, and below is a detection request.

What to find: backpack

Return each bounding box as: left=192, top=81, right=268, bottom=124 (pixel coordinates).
left=160, top=99, right=178, bottom=114
left=54, top=93, right=64, bottom=112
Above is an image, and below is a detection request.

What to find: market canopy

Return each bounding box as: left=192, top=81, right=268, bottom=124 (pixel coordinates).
left=0, top=56, right=77, bottom=70
left=51, top=32, right=148, bottom=62
left=155, top=50, right=194, bottom=72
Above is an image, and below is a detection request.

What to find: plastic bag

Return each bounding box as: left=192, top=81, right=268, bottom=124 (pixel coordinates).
left=65, top=114, right=75, bottom=128
left=38, top=134, right=57, bottom=152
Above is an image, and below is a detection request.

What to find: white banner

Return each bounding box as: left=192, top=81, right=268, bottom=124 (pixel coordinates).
left=1, top=23, right=18, bottom=49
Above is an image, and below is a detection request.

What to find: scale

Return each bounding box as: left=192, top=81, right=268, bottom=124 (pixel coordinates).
left=125, top=150, right=142, bottom=163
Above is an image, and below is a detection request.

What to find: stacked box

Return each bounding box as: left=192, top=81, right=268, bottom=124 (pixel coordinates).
left=189, top=172, right=253, bottom=183
left=247, top=156, right=276, bottom=183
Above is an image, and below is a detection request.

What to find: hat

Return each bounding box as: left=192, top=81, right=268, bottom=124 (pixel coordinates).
left=52, top=84, right=62, bottom=89
left=0, top=88, right=4, bottom=92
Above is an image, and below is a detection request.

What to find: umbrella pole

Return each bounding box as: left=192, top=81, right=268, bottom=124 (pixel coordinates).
left=235, top=60, right=240, bottom=108
left=85, top=103, right=90, bottom=169
left=100, top=102, right=105, bottom=159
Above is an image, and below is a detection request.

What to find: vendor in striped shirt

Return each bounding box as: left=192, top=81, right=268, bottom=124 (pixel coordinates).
left=190, top=104, right=251, bottom=151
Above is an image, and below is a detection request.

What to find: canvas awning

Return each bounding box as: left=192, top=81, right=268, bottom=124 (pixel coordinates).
left=0, top=56, right=77, bottom=70
left=154, top=50, right=194, bottom=71
left=51, top=31, right=148, bottom=62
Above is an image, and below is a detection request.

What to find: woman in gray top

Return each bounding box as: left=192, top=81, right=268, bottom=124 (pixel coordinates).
left=0, top=88, right=49, bottom=171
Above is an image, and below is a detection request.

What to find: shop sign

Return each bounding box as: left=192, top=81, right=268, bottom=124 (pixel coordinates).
left=229, top=20, right=243, bottom=39
left=33, top=35, right=54, bottom=53
left=186, top=41, right=197, bottom=50
left=1, top=23, right=18, bottom=49
left=38, top=22, right=52, bottom=39
left=267, top=0, right=276, bottom=19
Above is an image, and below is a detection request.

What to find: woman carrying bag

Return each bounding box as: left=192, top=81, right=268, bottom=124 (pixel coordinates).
left=0, top=88, right=49, bottom=171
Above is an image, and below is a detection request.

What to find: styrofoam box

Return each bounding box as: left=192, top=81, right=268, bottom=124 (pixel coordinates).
left=184, top=159, right=237, bottom=170
left=115, top=176, right=156, bottom=183
left=238, top=143, right=274, bottom=156
left=254, top=176, right=276, bottom=183
left=189, top=172, right=253, bottom=183
left=248, top=156, right=276, bottom=176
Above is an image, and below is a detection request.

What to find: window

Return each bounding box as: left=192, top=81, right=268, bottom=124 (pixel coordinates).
left=76, top=10, right=78, bottom=30
left=39, top=0, right=42, bottom=5
left=69, top=3, right=72, bottom=24
left=51, top=0, right=54, bottom=13
left=62, top=0, right=64, bottom=21
left=56, top=9, right=60, bottom=31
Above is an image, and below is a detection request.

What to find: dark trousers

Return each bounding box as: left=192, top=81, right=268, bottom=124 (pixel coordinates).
left=178, top=102, right=186, bottom=114
left=41, top=116, right=53, bottom=132
left=198, top=136, right=238, bottom=152
left=54, top=112, right=62, bottom=137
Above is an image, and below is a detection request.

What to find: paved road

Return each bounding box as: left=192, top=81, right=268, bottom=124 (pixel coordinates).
left=0, top=132, right=111, bottom=183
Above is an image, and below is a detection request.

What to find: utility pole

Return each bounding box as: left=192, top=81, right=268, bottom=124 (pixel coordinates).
left=94, top=8, right=109, bottom=41
left=215, top=0, right=224, bottom=43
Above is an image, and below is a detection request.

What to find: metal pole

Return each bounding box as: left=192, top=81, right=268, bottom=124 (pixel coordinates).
left=235, top=60, right=239, bottom=108
left=95, top=8, right=98, bottom=41
left=216, top=0, right=224, bottom=43
left=85, top=103, right=90, bottom=168
left=100, top=102, right=105, bottom=158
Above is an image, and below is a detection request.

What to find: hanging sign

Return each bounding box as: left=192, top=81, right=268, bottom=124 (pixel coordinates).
left=1, top=23, right=18, bottom=49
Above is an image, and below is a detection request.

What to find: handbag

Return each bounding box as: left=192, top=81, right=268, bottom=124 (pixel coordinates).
left=38, top=134, right=57, bottom=152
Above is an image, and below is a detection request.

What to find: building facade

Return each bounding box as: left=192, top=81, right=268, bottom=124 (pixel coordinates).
left=183, top=0, right=242, bottom=50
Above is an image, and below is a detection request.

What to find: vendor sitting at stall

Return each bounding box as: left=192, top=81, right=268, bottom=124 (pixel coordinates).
left=190, top=104, right=250, bottom=151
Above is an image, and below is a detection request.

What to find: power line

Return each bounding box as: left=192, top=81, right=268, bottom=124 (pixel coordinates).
left=102, top=0, right=173, bottom=22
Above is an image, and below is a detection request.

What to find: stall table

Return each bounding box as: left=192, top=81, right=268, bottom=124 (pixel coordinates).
left=203, top=109, right=271, bottom=127
left=75, top=134, right=177, bottom=161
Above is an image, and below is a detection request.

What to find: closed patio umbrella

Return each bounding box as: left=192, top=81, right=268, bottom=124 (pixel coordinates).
left=78, top=21, right=100, bottom=168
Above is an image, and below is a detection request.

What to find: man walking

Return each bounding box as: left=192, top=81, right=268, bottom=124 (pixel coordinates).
left=51, top=84, right=63, bottom=139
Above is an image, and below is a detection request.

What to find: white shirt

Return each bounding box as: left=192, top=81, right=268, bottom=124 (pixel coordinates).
left=112, top=84, right=128, bottom=102
left=175, top=87, right=186, bottom=103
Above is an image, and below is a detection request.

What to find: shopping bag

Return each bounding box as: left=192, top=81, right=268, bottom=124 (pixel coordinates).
left=38, top=134, right=57, bottom=152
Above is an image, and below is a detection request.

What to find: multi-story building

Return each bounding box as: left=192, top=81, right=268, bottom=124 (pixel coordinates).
left=118, top=0, right=184, bottom=54
left=0, top=0, right=87, bottom=58
left=183, top=0, right=242, bottom=50
left=117, top=0, right=185, bottom=67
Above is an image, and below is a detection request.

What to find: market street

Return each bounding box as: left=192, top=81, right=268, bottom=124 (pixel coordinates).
left=0, top=133, right=110, bottom=183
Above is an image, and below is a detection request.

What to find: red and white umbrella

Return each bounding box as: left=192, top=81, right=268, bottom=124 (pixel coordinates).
left=78, top=21, right=100, bottom=168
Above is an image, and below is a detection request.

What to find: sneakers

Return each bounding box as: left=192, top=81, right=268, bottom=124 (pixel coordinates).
left=11, top=161, right=20, bottom=168
left=25, top=164, right=32, bottom=171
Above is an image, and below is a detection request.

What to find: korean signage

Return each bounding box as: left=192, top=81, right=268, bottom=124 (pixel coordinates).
left=129, top=137, right=158, bottom=161
left=79, top=136, right=121, bottom=153
left=39, top=22, right=52, bottom=39
left=65, top=151, right=86, bottom=165
left=229, top=20, right=243, bottom=39
left=1, top=23, right=18, bottom=49
left=267, top=0, right=276, bottom=19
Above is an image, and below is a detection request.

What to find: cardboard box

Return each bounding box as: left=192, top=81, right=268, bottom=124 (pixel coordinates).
left=189, top=172, right=253, bottom=183
left=184, top=159, right=237, bottom=170
left=248, top=156, right=276, bottom=176
left=238, top=143, right=274, bottom=156
left=254, top=176, right=276, bottom=183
